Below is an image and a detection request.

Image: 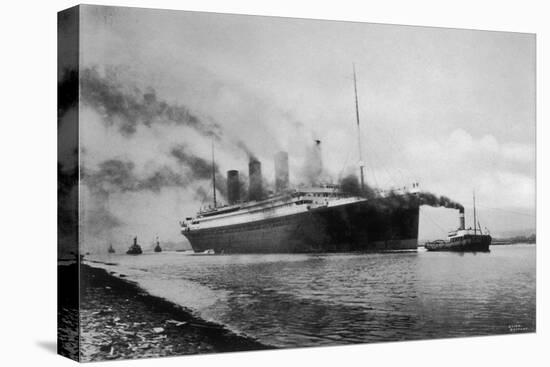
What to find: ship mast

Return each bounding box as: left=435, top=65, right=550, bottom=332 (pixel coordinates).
left=473, top=190, right=477, bottom=235
left=353, top=64, right=365, bottom=191
left=211, top=140, right=217, bottom=208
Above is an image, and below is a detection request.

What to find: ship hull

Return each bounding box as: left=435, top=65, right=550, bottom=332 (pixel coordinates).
left=425, top=235, right=491, bottom=252
left=183, top=197, right=419, bottom=253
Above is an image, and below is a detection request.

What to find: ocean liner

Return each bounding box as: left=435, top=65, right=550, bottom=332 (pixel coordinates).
left=180, top=69, right=421, bottom=253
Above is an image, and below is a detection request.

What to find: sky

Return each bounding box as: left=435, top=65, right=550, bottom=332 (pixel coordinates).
left=70, top=5, right=535, bottom=251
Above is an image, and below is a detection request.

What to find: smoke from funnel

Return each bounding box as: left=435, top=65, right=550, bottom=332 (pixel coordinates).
left=417, top=192, right=464, bottom=211
left=80, top=67, right=222, bottom=138
left=339, top=174, right=376, bottom=199
left=236, top=140, right=257, bottom=161
left=418, top=191, right=465, bottom=230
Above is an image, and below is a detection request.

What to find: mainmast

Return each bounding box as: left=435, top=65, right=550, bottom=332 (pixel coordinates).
left=353, top=64, right=365, bottom=191
left=211, top=140, right=217, bottom=208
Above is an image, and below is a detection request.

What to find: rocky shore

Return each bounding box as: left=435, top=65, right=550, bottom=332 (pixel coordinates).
left=70, top=263, right=271, bottom=361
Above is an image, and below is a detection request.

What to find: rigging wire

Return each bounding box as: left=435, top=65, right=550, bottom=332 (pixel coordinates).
left=422, top=209, right=451, bottom=235
left=366, top=122, right=413, bottom=188
left=474, top=204, right=535, bottom=217
left=381, top=121, right=418, bottom=184
left=349, top=68, right=419, bottom=190
left=360, top=129, right=381, bottom=188
left=337, top=148, right=352, bottom=182
left=364, top=143, right=400, bottom=188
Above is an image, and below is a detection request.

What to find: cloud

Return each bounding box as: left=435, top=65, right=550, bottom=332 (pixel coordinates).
left=500, top=143, right=535, bottom=163
left=403, top=129, right=535, bottom=211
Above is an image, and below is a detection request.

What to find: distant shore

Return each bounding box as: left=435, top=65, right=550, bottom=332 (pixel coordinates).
left=491, top=239, right=536, bottom=245
left=67, top=263, right=271, bottom=361
left=419, top=240, right=535, bottom=247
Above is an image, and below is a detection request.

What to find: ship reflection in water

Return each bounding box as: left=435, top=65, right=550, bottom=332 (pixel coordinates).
left=91, top=244, right=535, bottom=347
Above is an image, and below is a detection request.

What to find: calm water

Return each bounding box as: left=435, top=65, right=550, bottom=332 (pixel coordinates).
left=89, top=244, right=536, bottom=347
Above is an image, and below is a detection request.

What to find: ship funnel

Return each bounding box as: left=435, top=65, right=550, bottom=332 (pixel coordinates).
left=304, top=140, right=323, bottom=185
left=274, top=151, right=289, bottom=193
left=459, top=208, right=465, bottom=230
left=248, top=158, right=263, bottom=201
left=227, top=170, right=240, bottom=205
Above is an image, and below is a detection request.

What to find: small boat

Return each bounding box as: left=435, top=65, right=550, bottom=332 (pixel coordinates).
left=154, top=237, right=162, bottom=253
left=425, top=192, right=491, bottom=252
left=126, top=236, right=143, bottom=255
left=108, top=243, right=115, bottom=254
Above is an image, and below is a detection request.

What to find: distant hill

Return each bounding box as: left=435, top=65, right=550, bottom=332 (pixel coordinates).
left=492, top=233, right=536, bottom=245
left=420, top=227, right=536, bottom=246
left=493, top=228, right=536, bottom=239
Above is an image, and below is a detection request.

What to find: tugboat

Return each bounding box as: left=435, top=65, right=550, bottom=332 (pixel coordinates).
left=153, top=237, right=162, bottom=253
left=425, top=192, right=491, bottom=252
left=126, top=236, right=143, bottom=255
left=107, top=243, right=115, bottom=254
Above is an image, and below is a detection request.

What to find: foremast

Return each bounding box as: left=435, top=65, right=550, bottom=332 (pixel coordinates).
left=353, top=64, right=365, bottom=191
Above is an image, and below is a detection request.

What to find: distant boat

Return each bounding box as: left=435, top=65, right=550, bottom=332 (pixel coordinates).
left=154, top=237, right=162, bottom=253
left=126, top=236, right=143, bottom=255
left=108, top=243, right=115, bottom=254
left=425, top=192, right=491, bottom=252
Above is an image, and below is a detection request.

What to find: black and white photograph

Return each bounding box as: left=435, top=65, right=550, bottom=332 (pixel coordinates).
left=55, top=2, right=538, bottom=364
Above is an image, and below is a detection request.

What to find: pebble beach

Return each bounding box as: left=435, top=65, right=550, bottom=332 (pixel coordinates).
left=60, top=263, right=271, bottom=362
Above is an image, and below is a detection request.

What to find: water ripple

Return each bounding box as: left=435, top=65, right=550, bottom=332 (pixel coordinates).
left=90, top=245, right=536, bottom=347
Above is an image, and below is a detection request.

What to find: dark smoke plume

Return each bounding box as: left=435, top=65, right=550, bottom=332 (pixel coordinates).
left=417, top=192, right=464, bottom=211
left=339, top=174, right=377, bottom=199
left=170, top=145, right=227, bottom=199
left=58, top=162, right=78, bottom=238
left=381, top=190, right=464, bottom=212
left=81, top=159, right=191, bottom=233
left=81, top=144, right=233, bottom=233
left=83, top=159, right=187, bottom=194
left=58, top=68, right=78, bottom=120
left=58, top=68, right=80, bottom=254
left=235, top=140, right=257, bottom=160
left=80, top=67, right=222, bottom=138
left=339, top=174, right=463, bottom=212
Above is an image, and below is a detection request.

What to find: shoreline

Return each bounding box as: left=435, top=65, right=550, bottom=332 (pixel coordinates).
left=71, top=263, right=272, bottom=361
